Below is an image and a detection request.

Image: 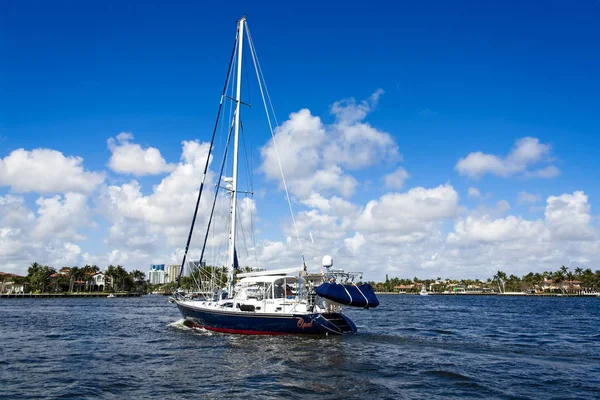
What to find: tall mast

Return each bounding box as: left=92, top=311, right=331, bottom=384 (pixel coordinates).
left=228, top=16, right=245, bottom=293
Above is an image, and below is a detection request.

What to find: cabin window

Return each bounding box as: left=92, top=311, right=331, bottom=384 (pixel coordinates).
left=273, top=279, right=285, bottom=299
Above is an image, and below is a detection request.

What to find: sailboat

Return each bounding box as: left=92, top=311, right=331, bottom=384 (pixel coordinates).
left=171, top=16, right=379, bottom=335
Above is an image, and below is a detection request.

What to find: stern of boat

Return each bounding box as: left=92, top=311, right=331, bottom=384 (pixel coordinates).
left=316, top=312, right=357, bottom=335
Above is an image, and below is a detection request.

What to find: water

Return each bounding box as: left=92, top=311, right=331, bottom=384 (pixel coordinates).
left=1, top=295, right=599, bottom=399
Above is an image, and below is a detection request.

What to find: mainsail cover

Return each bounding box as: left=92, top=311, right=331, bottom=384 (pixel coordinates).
left=315, top=283, right=380, bottom=308
left=233, top=248, right=239, bottom=270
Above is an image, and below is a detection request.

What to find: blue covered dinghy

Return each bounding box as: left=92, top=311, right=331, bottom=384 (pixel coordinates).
left=315, top=283, right=380, bottom=308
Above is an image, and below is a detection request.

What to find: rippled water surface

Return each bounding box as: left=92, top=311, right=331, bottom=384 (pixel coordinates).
left=1, top=295, right=599, bottom=399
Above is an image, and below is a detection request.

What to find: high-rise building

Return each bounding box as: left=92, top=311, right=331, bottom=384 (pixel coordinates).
left=188, top=260, right=206, bottom=270
left=165, top=264, right=181, bottom=283
left=148, top=264, right=166, bottom=285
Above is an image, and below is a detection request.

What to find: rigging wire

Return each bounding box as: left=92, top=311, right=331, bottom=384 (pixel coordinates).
left=176, top=31, right=239, bottom=288
left=197, top=115, right=237, bottom=275
left=245, top=24, right=306, bottom=268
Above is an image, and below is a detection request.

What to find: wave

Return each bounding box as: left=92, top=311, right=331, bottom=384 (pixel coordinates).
left=167, top=319, right=213, bottom=336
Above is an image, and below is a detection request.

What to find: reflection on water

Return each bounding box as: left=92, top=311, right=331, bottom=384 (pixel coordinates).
left=1, top=295, right=599, bottom=399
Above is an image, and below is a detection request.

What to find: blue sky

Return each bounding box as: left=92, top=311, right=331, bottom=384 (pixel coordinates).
left=1, top=0, right=599, bottom=279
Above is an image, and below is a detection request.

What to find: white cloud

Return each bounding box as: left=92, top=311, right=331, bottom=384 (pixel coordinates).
left=451, top=192, right=594, bottom=246
left=0, top=148, right=104, bottom=194
left=445, top=190, right=597, bottom=277
left=330, top=89, right=384, bottom=125
left=449, top=215, right=546, bottom=245
left=33, top=193, right=91, bottom=241
left=260, top=90, right=398, bottom=200
left=517, top=191, right=541, bottom=205
left=545, top=191, right=594, bottom=241
left=356, top=184, right=459, bottom=235
left=468, top=187, right=482, bottom=198
left=384, top=167, right=410, bottom=189
left=107, top=132, right=175, bottom=176
left=523, top=165, right=560, bottom=179
left=455, top=137, right=558, bottom=179
left=291, top=165, right=358, bottom=199
left=98, top=139, right=259, bottom=273
left=344, top=232, right=366, bottom=253
left=0, top=193, right=93, bottom=274
left=301, top=193, right=332, bottom=212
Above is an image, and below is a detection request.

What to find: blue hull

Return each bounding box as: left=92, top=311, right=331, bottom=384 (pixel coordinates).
left=176, top=302, right=357, bottom=335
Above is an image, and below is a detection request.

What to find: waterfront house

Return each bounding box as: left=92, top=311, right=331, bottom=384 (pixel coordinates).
left=89, top=273, right=108, bottom=291
left=394, top=284, right=414, bottom=293
left=0, top=280, right=29, bottom=294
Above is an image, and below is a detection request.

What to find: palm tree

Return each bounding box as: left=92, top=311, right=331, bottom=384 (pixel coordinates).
left=27, top=262, right=42, bottom=292
left=105, top=265, right=117, bottom=292
left=566, top=271, right=575, bottom=293
left=68, top=266, right=81, bottom=292
left=553, top=270, right=566, bottom=293
left=533, top=273, right=544, bottom=293
left=493, top=271, right=507, bottom=293
left=130, top=270, right=146, bottom=292
left=114, top=265, right=130, bottom=291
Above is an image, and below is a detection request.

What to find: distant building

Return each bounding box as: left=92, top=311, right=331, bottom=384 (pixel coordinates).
left=0, top=273, right=29, bottom=294
left=188, top=260, right=206, bottom=270
left=148, top=264, right=166, bottom=285
left=165, top=264, right=181, bottom=283
left=89, top=273, right=107, bottom=291
left=394, top=284, right=414, bottom=293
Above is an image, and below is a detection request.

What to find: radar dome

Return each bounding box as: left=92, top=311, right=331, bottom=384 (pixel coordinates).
left=322, top=255, right=333, bottom=268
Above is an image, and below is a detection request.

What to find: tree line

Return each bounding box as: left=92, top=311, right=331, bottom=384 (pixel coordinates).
left=370, top=265, right=600, bottom=294
left=7, top=263, right=149, bottom=294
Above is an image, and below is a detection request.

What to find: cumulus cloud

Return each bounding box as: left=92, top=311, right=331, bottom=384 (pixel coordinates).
left=260, top=90, right=398, bottom=200
left=517, top=191, right=541, bottom=205
left=545, top=191, right=594, bottom=241
left=384, top=167, right=410, bottom=189
left=449, top=215, right=546, bottom=245
left=344, top=232, right=366, bottom=253
left=468, top=187, right=482, bottom=198
left=264, top=184, right=600, bottom=281
left=0, top=193, right=93, bottom=273
left=107, top=132, right=175, bottom=176
left=451, top=193, right=594, bottom=245
left=33, top=193, right=91, bottom=240
left=0, top=148, right=104, bottom=194
left=261, top=184, right=460, bottom=277
left=98, top=139, right=258, bottom=272
left=330, top=89, right=384, bottom=125
left=356, top=184, right=459, bottom=235
left=445, top=190, right=597, bottom=277
left=455, top=137, right=558, bottom=179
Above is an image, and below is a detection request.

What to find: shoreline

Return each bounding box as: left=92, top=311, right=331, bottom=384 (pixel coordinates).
left=0, top=292, right=142, bottom=299
left=375, top=292, right=599, bottom=297
left=3, top=292, right=598, bottom=299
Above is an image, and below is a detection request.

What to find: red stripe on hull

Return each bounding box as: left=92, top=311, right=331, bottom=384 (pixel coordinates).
left=189, top=322, right=291, bottom=335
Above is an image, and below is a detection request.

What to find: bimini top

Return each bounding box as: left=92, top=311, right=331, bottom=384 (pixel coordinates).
left=236, top=267, right=303, bottom=279
left=238, top=275, right=304, bottom=285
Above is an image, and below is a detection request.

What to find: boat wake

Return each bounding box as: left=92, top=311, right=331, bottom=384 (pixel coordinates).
left=168, top=319, right=213, bottom=336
